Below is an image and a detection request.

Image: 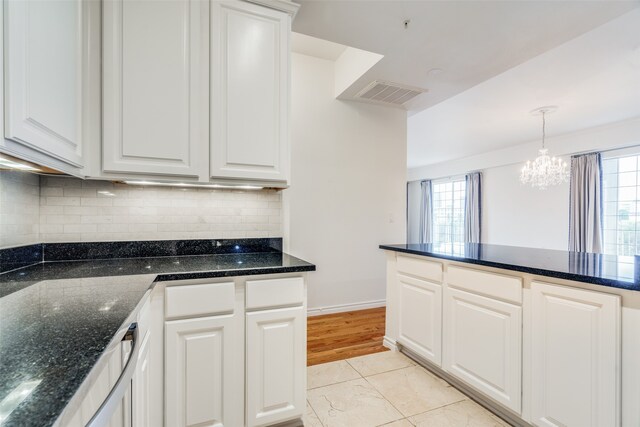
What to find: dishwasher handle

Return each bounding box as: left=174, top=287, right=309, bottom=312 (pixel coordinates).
left=86, top=323, right=139, bottom=427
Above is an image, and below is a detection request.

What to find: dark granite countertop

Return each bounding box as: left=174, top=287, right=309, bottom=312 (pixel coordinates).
left=380, top=243, right=640, bottom=291
left=0, top=240, right=315, bottom=427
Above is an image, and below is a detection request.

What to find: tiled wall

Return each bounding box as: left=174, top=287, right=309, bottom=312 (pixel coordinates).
left=0, top=171, right=282, bottom=248
left=38, top=176, right=283, bottom=243
left=0, top=171, right=40, bottom=248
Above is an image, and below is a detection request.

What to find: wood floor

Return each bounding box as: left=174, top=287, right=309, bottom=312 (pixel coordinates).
left=307, top=307, right=388, bottom=366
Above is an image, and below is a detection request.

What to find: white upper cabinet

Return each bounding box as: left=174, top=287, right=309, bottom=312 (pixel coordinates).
left=3, top=0, right=84, bottom=168
left=2, top=0, right=295, bottom=183
left=102, top=0, right=209, bottom=179
left=530, top=281, right=620, bottom=427
left=211, top=0, right=291, bottom=183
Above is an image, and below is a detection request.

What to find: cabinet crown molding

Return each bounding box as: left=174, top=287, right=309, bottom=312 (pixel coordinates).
left=244, top=0, right=300, bottom=17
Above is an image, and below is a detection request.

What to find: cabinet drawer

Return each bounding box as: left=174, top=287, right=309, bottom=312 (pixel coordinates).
left=447, top=266, right=522, bottom=304
left=165, top=282, right=235, bottom=319
left=246, top=277, right=304, bottom=310
left=397, top=255, right=443, bottom=283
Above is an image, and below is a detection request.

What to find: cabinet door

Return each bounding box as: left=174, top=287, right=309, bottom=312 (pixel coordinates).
left=530, top=282, right=620, bottom=427
left=443, top=287, right=522, bottom=413
left=211, top=1, right=290, bottom=183
left=3, top=0, right=83, bottom=167
left=132, top=332, right=151, bottom=427
left=397, top=274, right=442, bottom=365
left=103, top=0, right=208, bottom=178
left=65, top=340, right=131, bottom=427
left=165, top=315, right=243, bottom=427
left=246, top=306, right=305, bottom=427
left=119, top=340, right=133, bottom=427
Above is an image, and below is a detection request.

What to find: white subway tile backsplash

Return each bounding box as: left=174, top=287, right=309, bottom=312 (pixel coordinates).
left=45, top=233, right=82, bottom=242
left=97, top=223, right=130, bottom=233
left=63, top=188, right=97, bottom=197
left=41, top=187, right=63, bottom=197
left=64, top=206, right=100, bottom=216
left=0, top=171, right=40, bottom=248
left=80, top=197, right=114, bottom=207
left=63, top=224, right=98, bottom=233
left=46, top=196, right=80, bottom=206
left=0, top=171, right=283, bottom=248
left=37, top=176, right=283, bottom=243
left=269, top=215, right=282, bottom=224
left=40, top=206, right=64, bottom=215
left=39, top=224, right=64, bottom=234
left=43, top=215, right=81, bottom=224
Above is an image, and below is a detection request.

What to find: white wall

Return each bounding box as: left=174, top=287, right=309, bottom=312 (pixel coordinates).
left=482, top=163, right=569, bottom=250
left=286, top=52, right=407, bottom=313
left=408, top=117, right=640, bottom=250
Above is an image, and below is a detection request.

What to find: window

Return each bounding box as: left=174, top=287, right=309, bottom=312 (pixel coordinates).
left=602, top=154, right=639, bottom=281
left=432, top=178, right=466, bottom=252
left=603, top=155, right=640, bottom=256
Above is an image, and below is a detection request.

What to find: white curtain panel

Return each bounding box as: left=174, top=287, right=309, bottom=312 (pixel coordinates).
left=419, top=180, right=433, bottom=244
left=465, top=172, right=482, bottom=243
left=569, top=153, right=603, bottom=253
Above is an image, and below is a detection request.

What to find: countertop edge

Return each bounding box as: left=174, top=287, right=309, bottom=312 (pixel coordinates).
left=154, top=264, right=316, bottom=282
left=379, top=245, right=639, bottom=291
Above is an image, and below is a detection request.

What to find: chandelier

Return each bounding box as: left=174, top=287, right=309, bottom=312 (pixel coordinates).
left=520, top=106, right=568, bottom=190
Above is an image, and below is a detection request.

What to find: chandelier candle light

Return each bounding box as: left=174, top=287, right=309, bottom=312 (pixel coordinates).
left=520, top=106, right=569, bottom=190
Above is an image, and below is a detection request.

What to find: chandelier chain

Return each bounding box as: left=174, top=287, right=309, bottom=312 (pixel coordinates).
left=519, top=108, right=568, bottom=190
left=542, top=112, right=546, bottom=149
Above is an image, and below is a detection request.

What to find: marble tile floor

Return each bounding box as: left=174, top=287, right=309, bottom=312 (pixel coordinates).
left=304, top=351, right=510, bottom=427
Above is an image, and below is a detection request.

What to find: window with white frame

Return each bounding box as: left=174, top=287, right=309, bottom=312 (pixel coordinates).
left=603, top=154, right=640, bottom=256
left=432, top=178, right=466, bottom=252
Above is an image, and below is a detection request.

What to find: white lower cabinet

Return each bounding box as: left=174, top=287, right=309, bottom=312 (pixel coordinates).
left=397, top=274, right=442, bottom=365
left=530, top=281, right=621, bottom=427
left=165, top=314, right=243, bottom=427
left=162, top=276, right=306, bottom=427
left=132, top=332, right=151, bottom=427
left=384, top=253, right=628, bottom=427
left=443, top=286, right=522, bottom=413
left=246, top=306, right=306, bottom=427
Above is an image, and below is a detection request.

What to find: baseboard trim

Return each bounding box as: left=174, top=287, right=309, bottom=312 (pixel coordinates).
left=307, top=299, right=386, bottom=317
left=383, top=336, right=398, bottom=351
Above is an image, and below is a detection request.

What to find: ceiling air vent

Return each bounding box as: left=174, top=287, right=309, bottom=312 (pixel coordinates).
left=355, top=80, right=427, bottom=106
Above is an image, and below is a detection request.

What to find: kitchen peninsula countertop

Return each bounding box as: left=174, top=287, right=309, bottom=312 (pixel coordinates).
left=380, top=243, right=640, bottom=291
left=0, top=239, right=315, bottom=427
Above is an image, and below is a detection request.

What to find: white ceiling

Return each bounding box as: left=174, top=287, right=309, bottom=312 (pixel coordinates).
left=293, top=0, right=638, bottom=113
left=407, top=7, right=640, bottom=168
